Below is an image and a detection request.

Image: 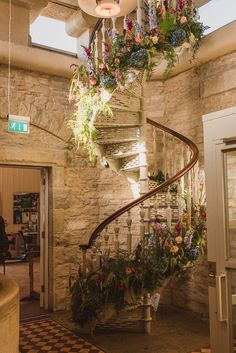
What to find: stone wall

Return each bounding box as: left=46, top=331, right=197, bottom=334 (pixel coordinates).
left=0, top=63, right=138, bottom=310
left=0, top=64, right=100, bottom=310
left=144, top=50, right=236, bottom=318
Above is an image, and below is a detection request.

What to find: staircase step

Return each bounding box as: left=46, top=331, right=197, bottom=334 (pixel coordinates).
left=107, top=151, right=140, bottom=160
left=96, top=138, right=139, bottom=145
left=95, top=123, right=141, bottom=128
left=104, top=141, right=140, bottom=157
left=121, top=166, right=140, bottom=172
left=95, top=110, right=140, bottom=125
left=120, top=155, right=140, bottom=171
left=97, top=126, right=140, bottom=141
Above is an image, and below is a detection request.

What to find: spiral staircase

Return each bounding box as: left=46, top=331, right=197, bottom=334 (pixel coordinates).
left=77, top=17, right=200, bottom=335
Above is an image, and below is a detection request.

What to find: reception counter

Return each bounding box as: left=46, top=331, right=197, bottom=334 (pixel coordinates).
left=0, top=274, right=19, bottom=353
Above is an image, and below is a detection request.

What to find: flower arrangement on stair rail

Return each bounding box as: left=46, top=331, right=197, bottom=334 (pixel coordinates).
left=71, top=204, right=206, bottom=333
left=68, top=0, right=207, bottom=162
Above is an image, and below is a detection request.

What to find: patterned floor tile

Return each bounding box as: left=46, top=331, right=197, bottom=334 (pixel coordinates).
left=20, top=318, right=105, bottom=353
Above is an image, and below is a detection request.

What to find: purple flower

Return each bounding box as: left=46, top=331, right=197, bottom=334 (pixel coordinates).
left=151, top=293, right=161, bottom=312
left=148, top=2, right=157, bottom=31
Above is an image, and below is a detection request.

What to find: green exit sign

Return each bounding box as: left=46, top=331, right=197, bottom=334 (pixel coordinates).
left=8, top=115, right=30, bottom=134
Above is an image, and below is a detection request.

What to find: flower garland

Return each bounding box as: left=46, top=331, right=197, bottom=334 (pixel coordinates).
left=69, top=0, right=206, bottom=161
left=71, top=204, right=206, bottom=327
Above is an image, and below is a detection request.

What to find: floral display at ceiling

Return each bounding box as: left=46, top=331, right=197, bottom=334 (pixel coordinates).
left=70, top=204, right=206, bottom=331
left=69, top=0, right=207, bottom=161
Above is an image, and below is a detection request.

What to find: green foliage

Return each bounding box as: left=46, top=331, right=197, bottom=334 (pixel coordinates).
left=159, top=11, right=176, bottom=36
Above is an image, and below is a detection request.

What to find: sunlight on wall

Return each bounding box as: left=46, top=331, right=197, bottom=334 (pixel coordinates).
left=30, top=16, right=77, bottom=53
left=199, top=0, right=236, bottom=35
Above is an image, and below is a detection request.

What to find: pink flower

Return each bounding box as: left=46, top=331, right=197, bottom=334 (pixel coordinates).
left=175, top=221, right=183, bottom=234
left=113, top=69, right=123, bottom=80
left=180, top=16, right=188, bottom=24
left=152, top=222, right=164, bottom=231
left=175, top=236, right=183, bottom=244
left=135, top=36, right=142, bottom=44
left=90, top=78, right=97, bottom=85
left=170, top=246, right=179, bottom=254
left=83, top=47, right=91, bottom=58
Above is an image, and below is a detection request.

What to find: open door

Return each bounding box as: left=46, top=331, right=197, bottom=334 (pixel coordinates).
left=40, top=168, right=49, bottom=309
left=203, top=107, right=236, bottom=353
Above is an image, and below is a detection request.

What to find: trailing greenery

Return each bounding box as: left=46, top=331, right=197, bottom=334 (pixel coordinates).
left=68, top=0, right=207, bottom=161
left=71, top=204, right=206, bottom=326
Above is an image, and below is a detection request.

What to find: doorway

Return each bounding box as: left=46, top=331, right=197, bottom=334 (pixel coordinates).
left=203, top=107, right=236, bottom=353
left=0, top=165, right=50, bottom=317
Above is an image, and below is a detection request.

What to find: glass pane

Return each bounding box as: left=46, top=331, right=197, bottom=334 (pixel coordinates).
left=225, top=150, right=236, bottom=259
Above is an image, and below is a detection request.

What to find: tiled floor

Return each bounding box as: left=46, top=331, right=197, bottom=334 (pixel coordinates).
left=20, top=318, right=105, bottom=353
left=54, top=306, right=210, bottom=353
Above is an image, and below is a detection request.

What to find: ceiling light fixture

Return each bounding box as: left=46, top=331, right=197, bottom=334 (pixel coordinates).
left=95, top=0, right=120, bottom=17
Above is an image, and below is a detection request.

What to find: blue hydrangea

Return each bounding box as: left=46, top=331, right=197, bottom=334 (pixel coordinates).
left=189, top=248, right=199, bottom=260
left=100, top=76, right=117, bottom=92
left=170, top=29, right=187, bottom=47
left=129, top=49, right=148, bottom=69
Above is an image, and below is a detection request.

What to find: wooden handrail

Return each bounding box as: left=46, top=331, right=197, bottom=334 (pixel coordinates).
left=80, top=118, right=199, bottom=250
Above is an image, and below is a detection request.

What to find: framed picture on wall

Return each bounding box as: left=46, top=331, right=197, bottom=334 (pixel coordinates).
left=13, top=193, right=39, bottom=226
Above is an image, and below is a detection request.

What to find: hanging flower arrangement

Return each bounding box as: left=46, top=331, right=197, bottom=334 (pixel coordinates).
left=69, top=0, right=207, bottom=161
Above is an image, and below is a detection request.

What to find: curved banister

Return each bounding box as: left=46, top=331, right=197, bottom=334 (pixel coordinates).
left=80, top=118, right=199, bottom=250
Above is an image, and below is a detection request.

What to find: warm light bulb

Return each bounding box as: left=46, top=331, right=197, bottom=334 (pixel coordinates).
left=95, top=0, right=120, bottom=17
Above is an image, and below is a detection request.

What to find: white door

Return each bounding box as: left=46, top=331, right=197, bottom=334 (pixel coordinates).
left=40, top=168, right=49, bottom=309
left=203, top=108, right=236, bottom=353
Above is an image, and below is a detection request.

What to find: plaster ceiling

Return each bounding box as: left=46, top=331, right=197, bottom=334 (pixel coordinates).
left=41, top=0, right=211, bottom=22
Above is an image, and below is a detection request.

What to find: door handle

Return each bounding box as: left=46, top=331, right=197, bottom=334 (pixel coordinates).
left=216, top=273, right=228, bottom=322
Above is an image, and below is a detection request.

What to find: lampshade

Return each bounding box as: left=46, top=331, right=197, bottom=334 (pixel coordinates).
left=95, top=0, right=120, bottom=17
left=78, top=0, right=137, bottom=18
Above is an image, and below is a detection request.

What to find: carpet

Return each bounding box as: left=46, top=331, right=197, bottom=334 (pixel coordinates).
left=20, top=318, right=105, bottom=353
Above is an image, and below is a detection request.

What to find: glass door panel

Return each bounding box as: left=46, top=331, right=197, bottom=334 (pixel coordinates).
left=225, top=150, right=236, bottom=260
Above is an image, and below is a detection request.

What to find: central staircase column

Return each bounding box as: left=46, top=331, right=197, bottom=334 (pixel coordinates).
left=139, top=74, right=152, bottom=333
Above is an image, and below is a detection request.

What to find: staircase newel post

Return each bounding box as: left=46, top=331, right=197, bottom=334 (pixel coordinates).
left=126, top=210, right=132, bottom=253
left=114, top=219, right=120, bottom=255
left=166, top=187, right=172, bottom=229
left=96, top=237, right=102, bottom=269
left=153, top=124, right=158, bottom=176
left=91, top=246, right=97, bottom=271
left=140, top=203, right=145, bottom=242
left=142, top=292, right=152, bottom=333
